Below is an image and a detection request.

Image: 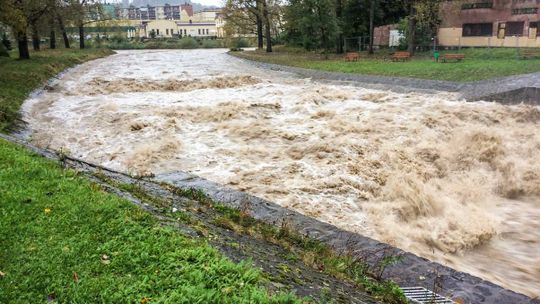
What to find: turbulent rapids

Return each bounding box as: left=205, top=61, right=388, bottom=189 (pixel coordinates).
left=22, top=49, right=540, bottom=297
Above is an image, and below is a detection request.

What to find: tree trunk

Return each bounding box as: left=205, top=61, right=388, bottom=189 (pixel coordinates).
left=335, top=0, right=343, bottom=54
left=17, top=31, right=30, bottom=60
left=31, top=23, right=40, bottom=51
left=255, top=0, right=264, bottom=49
left=79, top=24, right=85, bottom=49
left=407, top=1, right=416, bottom=54
left=57, top=15, right=70, bottom=48
left=50, top=29, right=56, bottom=49
left=262, top=0, right=272, bottom=53
left=368, top=0, right=376, bottom=54
left=256, top=16, right=264, bottom=49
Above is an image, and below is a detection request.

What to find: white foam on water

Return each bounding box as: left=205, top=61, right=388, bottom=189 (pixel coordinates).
left=22, top=49, right=540, bottom=297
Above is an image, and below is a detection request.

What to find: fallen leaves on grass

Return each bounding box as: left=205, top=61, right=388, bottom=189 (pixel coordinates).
left=141, top=297, right=151, bottom=304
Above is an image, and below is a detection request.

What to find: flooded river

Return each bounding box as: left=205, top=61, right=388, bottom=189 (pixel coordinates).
left=22, top=49, right=540, bottom=297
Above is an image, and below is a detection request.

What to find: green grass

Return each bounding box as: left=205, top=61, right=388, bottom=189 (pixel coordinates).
left=233, top=47, right=540, bottom=82
left=0, top=139, right=298, bottom=303
left=0, top=48, right=115, bottom=132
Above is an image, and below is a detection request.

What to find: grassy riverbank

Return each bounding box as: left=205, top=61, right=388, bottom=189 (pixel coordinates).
left=0, top=48, right=296, bottom=302
left=232, top=47, right=540, bottom=82
left=0, top=139, right=297, bottom=303
left=0, top=48, right=408, bottom=303
left=0, top=48, right=114, bottom=132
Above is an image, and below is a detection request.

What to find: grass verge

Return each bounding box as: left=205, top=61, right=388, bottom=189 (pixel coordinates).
left=232, top=47, right=540, bottom=82
left=0, top=48, right=114, bottom=132
left=161, top=185, right=407, bottom=303
left=0, top=139, right=297, bottom=303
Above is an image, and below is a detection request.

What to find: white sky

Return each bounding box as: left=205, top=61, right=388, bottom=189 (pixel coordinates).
left=195, top=0, right=224, bottom=6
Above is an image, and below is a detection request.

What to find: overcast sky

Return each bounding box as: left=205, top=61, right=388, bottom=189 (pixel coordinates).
left=195, top=0, right=223, bottom=6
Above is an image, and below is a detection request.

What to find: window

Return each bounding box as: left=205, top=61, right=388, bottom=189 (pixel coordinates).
left=166, top=29, right=169, bottom=35
left=198, top=29, right=201, bottom=35
left=171, top=29, right=174, bottom=35
left=156, top=29, right=159, bottom=35
left=512, top=8, right=538, bottom=15
left=461, top=2, right=492, bottom=9
left=462, top=23, right=493, bottom=36
left=184, top=29, right=187, bottom=35
left=506, top=22, right=524, bottom=36
left=206, top=29, right=209, bottom=35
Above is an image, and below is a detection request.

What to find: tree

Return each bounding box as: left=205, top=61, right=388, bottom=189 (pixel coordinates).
left=262, top=0, right=272, bottom=52
left=57, top=12, right=70, bottom=48
left=0, top=0, right=49, bottom=59
left=285, top=0, right=338, bottom=53
left=342, top=0, right=405, bottom=52
left=223, top=0, right=263, bottom=49
left=66, top=0, right=108, bottom=49
left=0, top=40, right=9, bottom=57
left=401, top=0, right=443, bottom=53
left=2, top=32, right=12, bottom=50
left=335, top=0, right=343, bottom=53
left=223, top=0, right=258, bottom=43
left=223, top=0, right=278, bottom=52
left=46, top=0, right=67, bottom=48
left=368, top=0, right=376, bottom=54
left=255, top=0, right=263, bottom=49
left=49, top=16, right=56, bottom=49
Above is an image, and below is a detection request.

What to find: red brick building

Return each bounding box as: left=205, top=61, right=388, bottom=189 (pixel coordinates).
left=439, top=0, right=540, bottom=47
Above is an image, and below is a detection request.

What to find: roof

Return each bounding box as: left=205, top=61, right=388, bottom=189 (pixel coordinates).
left=176, top=22, right=216, bottom=26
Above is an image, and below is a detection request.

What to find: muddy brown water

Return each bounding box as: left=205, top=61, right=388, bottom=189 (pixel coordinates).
left=21, top=49, right=540, bottom=297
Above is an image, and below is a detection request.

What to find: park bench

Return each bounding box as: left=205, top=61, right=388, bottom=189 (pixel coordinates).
left=520, top=49, right=540, bottom=59
left=441, top=53, right=465, bottom=62
left=391, top=51, right=411, bottom=61
left=344, top=52, right=360, bottom=61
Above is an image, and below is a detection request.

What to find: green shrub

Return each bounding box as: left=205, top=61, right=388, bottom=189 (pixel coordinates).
left=110, top=34, right=127, bottom=44
left=202, top=39, right=222, bottom=48
left=178, top=37, right=200, bottom=49
left=236, top=38, right=249, bottom=48
left=108, top=41, right=145, bottom=49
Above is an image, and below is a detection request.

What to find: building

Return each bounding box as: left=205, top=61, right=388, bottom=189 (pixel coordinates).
left=145, top=20, right=180, bottom=37
left=177, top=21, right=218, bottom=37
left=439, top=0, right=540, bottom=48
left=85, top=3, right=224, bottom=39
left=373, top=24, right=403, bottom=47
left=123, top=4, right=190, bottom=21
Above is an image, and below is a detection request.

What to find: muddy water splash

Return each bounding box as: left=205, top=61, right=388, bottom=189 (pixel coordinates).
left=22, top=49, right=540, bottom=297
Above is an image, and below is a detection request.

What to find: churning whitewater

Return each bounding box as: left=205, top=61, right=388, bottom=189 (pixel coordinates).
left=22, top=49, right=540, bottom=297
